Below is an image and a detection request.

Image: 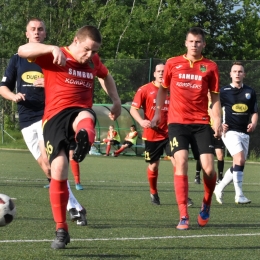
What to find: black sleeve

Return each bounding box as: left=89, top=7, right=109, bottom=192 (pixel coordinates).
left=251, top=89, right=258, bottom=114
left=220, top=87, right=225, bottom=107
left=0, top=54, right=18, bottom=91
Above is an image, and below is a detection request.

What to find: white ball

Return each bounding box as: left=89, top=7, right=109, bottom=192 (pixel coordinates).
left=0, top=194, right=16, bottom=227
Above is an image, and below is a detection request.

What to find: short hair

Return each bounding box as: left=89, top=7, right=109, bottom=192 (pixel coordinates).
left=231, top=61, right=244, bottom=71
left=76, top=25, right=102, bottom=44
left=154, top=63, right=165, bottom=72
left=232, top=61, right=244, bottom=67
left=131, top=125, right=136, bottom=130
left=186, top=27, right=206, bottom=42
left=26, top=18, right=46, bottom=31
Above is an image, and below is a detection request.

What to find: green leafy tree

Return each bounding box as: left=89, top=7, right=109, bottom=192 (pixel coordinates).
left=94, top=59, right=153, bottom=104
left=1, top=0, right=260, bottom=60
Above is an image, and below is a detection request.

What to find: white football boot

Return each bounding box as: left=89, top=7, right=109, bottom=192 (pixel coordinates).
left=214, top=185, right=224, bottom=204
left=235, top=195, right=251, bottom=204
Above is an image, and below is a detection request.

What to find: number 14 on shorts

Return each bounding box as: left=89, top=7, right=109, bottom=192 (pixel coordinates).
left=170, top=137, right=178, bottom=151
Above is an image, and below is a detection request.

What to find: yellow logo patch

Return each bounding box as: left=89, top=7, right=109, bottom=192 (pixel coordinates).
left=21, top=71, right=44, bottom=84
left=232, top=103, right=248, bottom=112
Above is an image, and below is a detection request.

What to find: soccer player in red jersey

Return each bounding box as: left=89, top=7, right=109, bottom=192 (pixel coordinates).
left=0, top=18, right=87, bottom=226
left=18, top=25, right=121, bottom=249
left=130, top=63, right=171, bottom=205
left=131, top=64, right=193, bottom=207
left=152, top=27, right=222, bottom=230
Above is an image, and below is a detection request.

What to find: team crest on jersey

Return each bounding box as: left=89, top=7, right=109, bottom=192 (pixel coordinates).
left=200, top=64, right=207, bottom=72
left=88, top=59, right=94, bottom=69
left=245, top=93, right=251, bottom=99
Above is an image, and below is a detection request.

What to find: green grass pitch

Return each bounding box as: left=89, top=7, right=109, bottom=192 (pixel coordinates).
left=0, top=149, right=260, bottom=259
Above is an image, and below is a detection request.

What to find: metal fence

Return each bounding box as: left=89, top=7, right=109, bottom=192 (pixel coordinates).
left=1, top=58, right=260, bottom=156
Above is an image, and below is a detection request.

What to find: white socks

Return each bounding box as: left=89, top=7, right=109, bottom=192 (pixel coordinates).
left=66, top=180, right=83, bottom=211
left=217, top=167, right=233, bottom=192
left=217, top=166, right=244, bottom=198
left=233, top=170, right=244, bottom=197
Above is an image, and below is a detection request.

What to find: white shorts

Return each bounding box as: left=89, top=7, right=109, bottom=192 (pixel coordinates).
left=21, top=120, right=43, bottom=160
left=222, top=130, right=249, bottom=158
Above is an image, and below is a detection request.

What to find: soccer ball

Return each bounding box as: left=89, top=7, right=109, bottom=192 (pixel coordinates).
left=0, top=194, right=16, bottom=227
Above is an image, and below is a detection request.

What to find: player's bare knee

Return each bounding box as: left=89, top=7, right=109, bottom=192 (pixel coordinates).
left=149, top=162, right=159, bottom=172
left=234, top=158, right=245, bottom=166
left=202, top=166, right=215, bottom=178
left=73, top=111, right=94, bottom=129
left=176, top=158, right=187, bottom=168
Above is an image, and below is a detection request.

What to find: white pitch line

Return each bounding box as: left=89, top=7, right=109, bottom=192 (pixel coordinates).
left=1, top=233, right=260, bottom=243
left=0, top=177, right=259, bottom=186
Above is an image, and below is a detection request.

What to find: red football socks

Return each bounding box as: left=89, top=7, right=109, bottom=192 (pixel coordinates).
left=203, top=172, right=217, bottom=205
left=70, top=159, right=80, bottom=184
left=115, top=146, right=125, bottom=155
left=76, top=118, right=95, bottom=145
left=106, top=144, right=111, bottom=154
left=49, top=178, right=69, bottom=231
left=147, top=167, right=158, bottom=194
left=174, top=174, right=189, bottom=219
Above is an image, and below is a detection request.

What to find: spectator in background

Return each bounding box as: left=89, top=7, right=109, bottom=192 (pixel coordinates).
left=103, top=125, right=120, bottom=156
left=112, top=125, right=138, bottom=157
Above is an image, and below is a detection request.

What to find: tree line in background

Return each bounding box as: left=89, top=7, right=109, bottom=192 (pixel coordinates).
left=1, top=0, right=260, bottom=60
left=1, top=0, right=260, bottom=105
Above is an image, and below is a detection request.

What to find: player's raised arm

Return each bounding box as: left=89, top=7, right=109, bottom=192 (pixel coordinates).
left=18, top=42, right=54, bottom=58
left=18, top=43, right=66, bottom=66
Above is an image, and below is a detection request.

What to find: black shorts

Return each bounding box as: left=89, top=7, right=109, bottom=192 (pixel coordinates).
left=168, top=123, right=215, bottom=160
left=110, top=140, right=120, bottom=145
left=214, top=137, right=224, bottom=149
left=122, top=140, right=134, bottom=148
left=43, top=107, right=96, bottom=164
left=211, top=128, right=225, bottom=149
left=144, top=139, right=170, bottom=163
left=69, top=141, right=77, bottom=150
